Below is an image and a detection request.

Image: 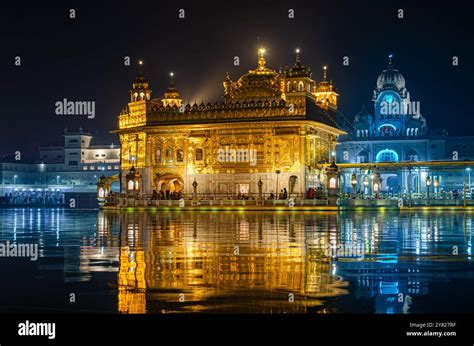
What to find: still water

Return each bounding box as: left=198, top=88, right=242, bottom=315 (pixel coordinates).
left=0, top=208, right=473, bottom=314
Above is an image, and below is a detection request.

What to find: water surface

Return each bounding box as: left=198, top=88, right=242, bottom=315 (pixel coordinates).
left=0, top=208, right=473, bottom=313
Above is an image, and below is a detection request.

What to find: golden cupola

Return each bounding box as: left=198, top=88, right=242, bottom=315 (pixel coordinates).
left=223, top=48, right=284, bottom=102
left=283, top=48, right=315, bottom=94
left=314, top=66, right=339, bottom=110
left=130, top=60, right=152, bottom=103
left=162, top=72, right=182, bottom=108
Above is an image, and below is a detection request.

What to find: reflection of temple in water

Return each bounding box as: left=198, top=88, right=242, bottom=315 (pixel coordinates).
left=111, top=212, right=349, bottom=313
left=92, top=210, right=473, bottom=313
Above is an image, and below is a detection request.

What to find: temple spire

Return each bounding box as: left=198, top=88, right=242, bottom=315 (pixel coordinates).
left=295, top=48, right=301, bottom=65
left=323, top=65, right=327, bottom=81
left=258, top=47, right=266, bottom=69
left=138, top=59, right=144, bottom=76
left=169, top=72, right=175, bottom=86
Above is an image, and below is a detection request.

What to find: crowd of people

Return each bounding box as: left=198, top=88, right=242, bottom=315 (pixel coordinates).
left=306, top=187, right=325, bottom=199
left=150, top=189, right=182, bottom=200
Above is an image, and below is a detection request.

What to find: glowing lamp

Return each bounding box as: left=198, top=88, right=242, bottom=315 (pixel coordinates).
left=351, top=174, right=357, bottom=186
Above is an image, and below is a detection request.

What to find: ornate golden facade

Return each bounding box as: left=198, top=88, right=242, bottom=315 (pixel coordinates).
left=114, top=48, right=345, bottom=195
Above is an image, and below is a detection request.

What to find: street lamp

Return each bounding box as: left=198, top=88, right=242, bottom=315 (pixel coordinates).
left=433, top=177, right=439, bottom=198
left=275, top=170, right=281, bottom=198
left=351, top=173, right=357, bottom=198
left=258, top=178, right=263, bottom=200
left=466, top=167, right=471, bottom=191
left=192, top=178, right=198, bottom=200
left=426, top=176, right=431, bottom=200
left=363, top=176, right=369, bottom=197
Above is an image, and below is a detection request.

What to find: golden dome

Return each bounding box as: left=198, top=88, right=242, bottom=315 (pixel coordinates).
left=162, top=72, right=182, bottom=107
left=163, top=85, right=180, bottom=100
left=224, top=48, right=284, bottom=101
left=131, top=72, right=150, bottom=90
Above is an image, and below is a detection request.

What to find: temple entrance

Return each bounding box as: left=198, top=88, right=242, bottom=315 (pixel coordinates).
left=155, top=174, right=184, bottom=193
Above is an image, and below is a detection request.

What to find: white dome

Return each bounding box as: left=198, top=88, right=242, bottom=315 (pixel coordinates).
left=376, top=65, right=406, bottom=91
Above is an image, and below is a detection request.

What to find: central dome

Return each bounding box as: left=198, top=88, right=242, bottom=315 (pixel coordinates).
left=376, top=59, right=406, bottom=91
left=224, top=48, right=284, bottom=101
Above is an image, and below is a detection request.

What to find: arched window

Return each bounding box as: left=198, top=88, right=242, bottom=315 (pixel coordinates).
left=155, top=149, right=162, bottom=164
left=176, top=149, right=184, bottom=162
left=357, top=130, right=360, bottom=137
left=287, top=82, right=291, bottom=92
left=329, top=177, right=337, bottom=188
left=376, top=149, right=399, bottom=162
left=298, top=81, right=304, bottom=91
left=165, top=148, right=173, bottom=161
left=195, top=148, right=203, bottom=161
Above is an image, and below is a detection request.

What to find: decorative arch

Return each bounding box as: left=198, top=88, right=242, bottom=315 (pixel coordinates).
left=378, top=123, right=397, bottom=136
left=376, top=149, right=399, bottom=162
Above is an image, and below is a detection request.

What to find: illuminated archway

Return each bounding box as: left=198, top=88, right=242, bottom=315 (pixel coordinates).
left=376, top=149, right=399, bottom=163
left=155, top=174, right=184, bottom=193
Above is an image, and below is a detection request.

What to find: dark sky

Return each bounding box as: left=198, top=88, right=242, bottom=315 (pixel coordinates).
left=0, top=0, right=472, bottom=156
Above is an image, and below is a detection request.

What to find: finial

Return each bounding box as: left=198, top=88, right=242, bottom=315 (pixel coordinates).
left=138, top=59, right=144, bottom=76
left=388, top=54, right=394, bottom=68
left=225, top=71, right=231, bottom=80
left=323, top=65, right=327, bottom=81
left=295, top=48, right=301, bottom=64
left=258, top=47, right=266, bottom=68
left=169, top=72, right=174, bottom=86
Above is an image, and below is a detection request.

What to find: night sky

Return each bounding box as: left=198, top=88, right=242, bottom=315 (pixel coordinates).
left=0, top=1, right=472, bottom=157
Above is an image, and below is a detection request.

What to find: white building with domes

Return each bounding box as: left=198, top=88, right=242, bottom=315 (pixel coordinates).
left=336, top=56, right=474, bottom=195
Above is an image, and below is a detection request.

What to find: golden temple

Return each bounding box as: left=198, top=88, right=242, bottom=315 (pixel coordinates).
left=114, top=48, right=345, bottom=196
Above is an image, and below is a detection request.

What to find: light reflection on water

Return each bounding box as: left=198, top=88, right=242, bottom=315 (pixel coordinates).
left=0, top=208, right=473, bottom=313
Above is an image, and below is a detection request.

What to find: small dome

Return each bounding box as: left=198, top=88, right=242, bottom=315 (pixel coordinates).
left=163, top=85, right=180, bottom=100
left=131, top=73, right=149, bottom=90
left=284, top=50, right=312, bottom=78
left=376, top=58, right=405, bottom=91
